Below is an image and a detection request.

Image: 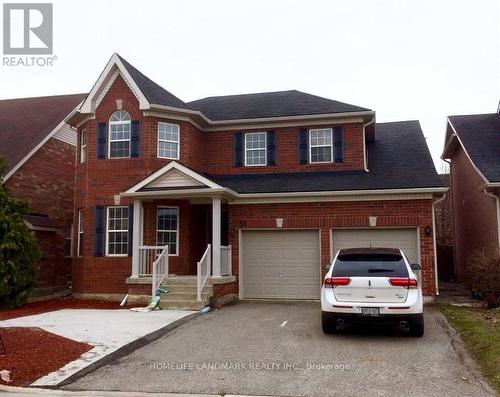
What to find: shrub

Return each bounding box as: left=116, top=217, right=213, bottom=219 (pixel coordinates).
left=468, top=246, right=500, bottom=308
left=0, top=157, right=40, bottom=307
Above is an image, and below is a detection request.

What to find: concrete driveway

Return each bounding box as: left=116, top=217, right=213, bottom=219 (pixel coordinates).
left=64, top=302, right=495, bottom=397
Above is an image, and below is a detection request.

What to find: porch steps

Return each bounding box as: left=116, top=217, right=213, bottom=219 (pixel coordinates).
left=158, top=277, right=212, bottom=310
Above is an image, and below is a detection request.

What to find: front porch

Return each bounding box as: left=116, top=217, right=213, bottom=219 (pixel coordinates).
left=121, top=162, right=238, bottom=308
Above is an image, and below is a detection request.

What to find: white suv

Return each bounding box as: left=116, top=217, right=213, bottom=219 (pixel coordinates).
left=321, top=248, right=424, bottom=336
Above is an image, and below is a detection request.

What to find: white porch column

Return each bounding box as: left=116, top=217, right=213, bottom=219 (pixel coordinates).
left=131, top=199, right=142, bottom=277
left=212, top=197, right=222, bottom=277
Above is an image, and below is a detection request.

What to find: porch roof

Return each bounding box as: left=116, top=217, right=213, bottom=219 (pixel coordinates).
left=120, top=161, right=238, bottom=199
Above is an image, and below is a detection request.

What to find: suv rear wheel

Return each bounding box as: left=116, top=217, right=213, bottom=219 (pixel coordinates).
left=409, top=314, right=424, bottom=337
left=322, top=312, right=338, bottom=334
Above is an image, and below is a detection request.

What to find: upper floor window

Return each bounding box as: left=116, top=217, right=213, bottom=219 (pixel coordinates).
left=309, top=128, right=333, bottom=163
left=245, top=132, right=267, bottom=166
left=106, top=206, right=129, bottom=256
left=80, top=130, right=87, bottom=163
left=109, top=110, right=131, bottom=158
left=158, top=123, right=180, bottom=159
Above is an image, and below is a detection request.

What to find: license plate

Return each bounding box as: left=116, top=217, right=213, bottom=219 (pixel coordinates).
left=362, top=307, right=380, bottom=316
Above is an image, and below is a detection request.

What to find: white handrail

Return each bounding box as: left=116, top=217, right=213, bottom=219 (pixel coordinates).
left=197, top=244, right=211, bottom=301
left=152, top=245, right=169, bottom=296
left=220, top=245, right=232, bottom=276
left=138, top=246, right=165, bottom=276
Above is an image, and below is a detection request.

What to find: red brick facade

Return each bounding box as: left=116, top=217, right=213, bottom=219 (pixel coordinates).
left=72, top=73, right=438, bottom=298
left=202, top=123, right=365, bottom=174
left=449, top=144, right=499, bottom=282
left=229, top=200, right=436, bottom=296
left=5, top=137, right=75, bottom=290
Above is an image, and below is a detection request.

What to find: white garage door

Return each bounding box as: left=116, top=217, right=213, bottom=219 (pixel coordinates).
left=332, top=228, right=419, bottom=263
left=242, top=230, right=320, bottom=299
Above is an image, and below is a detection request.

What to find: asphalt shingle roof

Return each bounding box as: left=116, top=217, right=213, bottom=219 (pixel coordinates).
left=0, top=94, right=86, bottom=174
left=448, top=114, right=500, bottom=183
left=117, top=55, right=192, bottom=110
left=210, top=121, right=443, bottom=193
left=188, top=90, right=371, bottom=121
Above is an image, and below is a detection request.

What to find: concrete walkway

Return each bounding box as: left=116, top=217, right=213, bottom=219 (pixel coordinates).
left=0, top=309, right=195, bottom=386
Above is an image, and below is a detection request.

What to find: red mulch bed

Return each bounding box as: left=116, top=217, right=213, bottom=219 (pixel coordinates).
left=0, top=298, right=133, bottom=321
left=0, top=327, right=92, bottom=386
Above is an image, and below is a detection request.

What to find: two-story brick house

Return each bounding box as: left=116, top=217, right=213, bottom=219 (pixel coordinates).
left=0, top=94, right=86, bottom=299
left=68, top=54, right=445, bottom=308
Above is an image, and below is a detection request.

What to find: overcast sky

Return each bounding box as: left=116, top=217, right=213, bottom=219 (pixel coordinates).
left=1, top=0, right=498, bottom=171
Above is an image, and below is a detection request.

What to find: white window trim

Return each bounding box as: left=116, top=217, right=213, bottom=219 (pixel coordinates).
left=80, top=130, right=87, bottom=163
left=244, top=132, right=267, bottom=167
left=108, top=111, right=131, bottom=159
left=157, top=122, right=180, bottom=160
left=156, top=206, right=179, bottom=256
left=77, top=209, right=84, bottom=257
left=309, top=128, right=333, bottom=164
left=105, top=206, right=129, bottom=257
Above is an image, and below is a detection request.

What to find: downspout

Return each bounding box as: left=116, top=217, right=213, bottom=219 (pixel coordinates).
left=432, top=192, right=447, bottom=296
left=482, top=188, right=500, bottom=249
left=362, top=118, right=375, bottom=172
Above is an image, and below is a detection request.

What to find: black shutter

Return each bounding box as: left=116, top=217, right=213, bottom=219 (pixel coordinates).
left=234, top=132, right=243, bottom=167
left=127, top=204, right=134, bottom=257
left=267, top=130, right=276, bottom=166
left=93, top=206, right=105, bottom=257
left=97, top=122, right=107, bottom=159
left=334, top=126, right=344, bottom=162
left=131, top=120, right=140, bottom=158
left=298, top=128, right=308, bottom=164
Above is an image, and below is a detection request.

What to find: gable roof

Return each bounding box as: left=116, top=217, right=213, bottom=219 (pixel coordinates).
left=124, top=161, right=226, bottom=194
left=187, top=90, right=371, bottom=121
left=0, top=93, right=86, bottom=177
left=116, top=55, right=192, bottom=111
left=75, top=54, right=373, bottom=126
left=445, top=114, right=500, bottom=183
left=210, top=121, right=443, bottom=193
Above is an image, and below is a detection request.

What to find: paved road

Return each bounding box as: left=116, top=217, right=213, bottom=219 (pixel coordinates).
left=64, top=302, right=495, bottom=397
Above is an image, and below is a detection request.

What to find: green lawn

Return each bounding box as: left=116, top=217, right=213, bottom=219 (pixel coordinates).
left=439, top=304, right=500, bottom=393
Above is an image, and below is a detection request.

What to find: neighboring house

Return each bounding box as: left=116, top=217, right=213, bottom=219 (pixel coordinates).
left=0, top=94, right=86, bottom=299
left=435, top=174, right=455, bottom=281
left=67, top=53, right=445, bottom=308
left=442, top=112, right=500, bottom=283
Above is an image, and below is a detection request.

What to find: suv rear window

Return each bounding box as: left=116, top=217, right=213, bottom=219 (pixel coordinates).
left=332, top=253, right=409, bottom=277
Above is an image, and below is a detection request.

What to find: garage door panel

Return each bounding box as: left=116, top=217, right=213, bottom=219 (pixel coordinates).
left=332, top=228, right=418, bottom=264
left=242, top=230, right=320, bottom=300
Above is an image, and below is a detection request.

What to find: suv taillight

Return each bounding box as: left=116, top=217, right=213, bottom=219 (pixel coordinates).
left=324, top=277, right=351, bottom=286
left=389, top=277, right=418, bottom=289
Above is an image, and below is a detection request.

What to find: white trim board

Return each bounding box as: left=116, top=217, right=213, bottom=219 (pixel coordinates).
left=80, top=54, right=150, bottom=114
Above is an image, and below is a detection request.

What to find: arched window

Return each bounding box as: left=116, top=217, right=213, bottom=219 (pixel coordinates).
left=109, top=110, right=131, bottom=158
